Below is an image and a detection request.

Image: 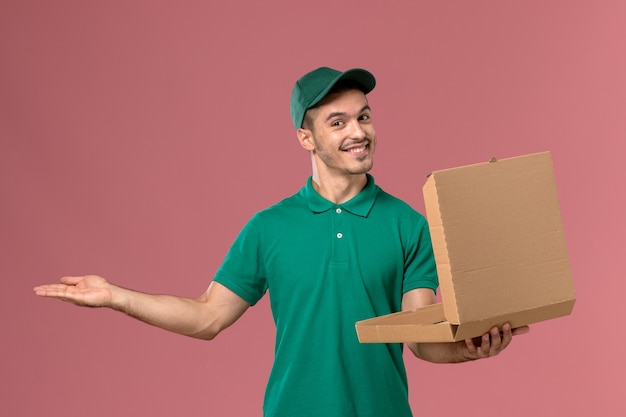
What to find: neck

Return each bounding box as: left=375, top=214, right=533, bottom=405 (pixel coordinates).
left=310, top=160, right=368, bottom=204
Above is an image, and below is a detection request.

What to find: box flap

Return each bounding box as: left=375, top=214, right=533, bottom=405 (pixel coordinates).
left=356, top=304, right=459, bottom=343
left=423, top=152, right=575, bottom=325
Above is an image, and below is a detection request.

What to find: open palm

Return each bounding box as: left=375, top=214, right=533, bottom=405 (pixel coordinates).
left=33, top=275, right=114, bottom=307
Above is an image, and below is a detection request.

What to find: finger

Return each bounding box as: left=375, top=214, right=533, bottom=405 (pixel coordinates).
left=489, top=326, right=503, bottom=354
left=33, top=284, right=70, bottom=296
left=498, top=323, right=512, bottom=351
left=36, top=288, right=85, bottom=304
left=464, top=338, right=478, bottom=357
left=474, top=333, right=490, bottom=358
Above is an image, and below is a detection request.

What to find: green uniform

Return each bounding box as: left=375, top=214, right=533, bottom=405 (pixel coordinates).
left=214, top=174, right=438, bottom=417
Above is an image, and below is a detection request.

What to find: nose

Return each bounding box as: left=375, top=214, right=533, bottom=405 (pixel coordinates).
left=348, top=119, right=367, bottom=140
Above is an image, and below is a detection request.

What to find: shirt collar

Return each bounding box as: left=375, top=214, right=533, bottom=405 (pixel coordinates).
left=301, top=174, right=379, bottom=217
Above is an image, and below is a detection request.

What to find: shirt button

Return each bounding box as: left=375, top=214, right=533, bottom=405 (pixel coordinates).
left=336, top=208, right=342, bottom=214
left=336, top=232, right=343, bottom=239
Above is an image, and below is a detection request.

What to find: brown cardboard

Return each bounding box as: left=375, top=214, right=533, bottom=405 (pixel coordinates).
left=356, top=152, right=576, bottom=343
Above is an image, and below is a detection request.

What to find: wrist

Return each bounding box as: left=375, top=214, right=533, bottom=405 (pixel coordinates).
left=109, top=285, right=131, bottom=313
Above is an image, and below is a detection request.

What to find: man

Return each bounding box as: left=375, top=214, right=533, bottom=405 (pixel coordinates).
left=34, top=67, right=528, bottom=417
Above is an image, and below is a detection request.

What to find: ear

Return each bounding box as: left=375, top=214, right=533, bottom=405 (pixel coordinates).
left=296, top=128, right=315, bottom=151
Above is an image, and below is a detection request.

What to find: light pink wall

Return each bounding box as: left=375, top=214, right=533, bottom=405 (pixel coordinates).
left=2, top=1, right=624, bottom=416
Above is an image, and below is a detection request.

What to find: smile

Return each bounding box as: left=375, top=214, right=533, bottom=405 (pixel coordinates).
left=342, top=142, right=369, bottom=154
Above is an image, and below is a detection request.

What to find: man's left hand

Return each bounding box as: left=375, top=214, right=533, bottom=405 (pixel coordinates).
left=459, top=323, right=530, bottom=360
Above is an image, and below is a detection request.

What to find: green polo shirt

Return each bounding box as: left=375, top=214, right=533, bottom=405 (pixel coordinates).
left=214, top=174, right=438, bottom=417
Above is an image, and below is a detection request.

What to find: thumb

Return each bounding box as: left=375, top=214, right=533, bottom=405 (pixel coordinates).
left=60, top=276, right=83, bottom=285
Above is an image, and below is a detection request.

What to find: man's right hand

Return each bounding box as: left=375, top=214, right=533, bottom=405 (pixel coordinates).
left=34, top=275, right=114, bottom=308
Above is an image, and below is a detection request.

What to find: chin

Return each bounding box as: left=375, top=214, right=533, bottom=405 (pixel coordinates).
left=350, top=162, right=373, bottom=175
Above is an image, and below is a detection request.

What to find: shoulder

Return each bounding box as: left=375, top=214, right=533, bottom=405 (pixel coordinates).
left=373, top=186, right=427, bottom=224
left=249, top=188, right=308, bottom=225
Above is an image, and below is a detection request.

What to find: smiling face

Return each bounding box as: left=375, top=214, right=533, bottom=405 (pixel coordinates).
left=298, top=88, right=376, bottom=180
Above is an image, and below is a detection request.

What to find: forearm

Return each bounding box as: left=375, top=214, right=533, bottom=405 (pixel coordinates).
left=408, top=324, right=523, bottom=363
left=111, top=286, right=222, bottom=340
left=401, top=288, right=473, bottom=363
left=407, top=341, right=468, bottom=364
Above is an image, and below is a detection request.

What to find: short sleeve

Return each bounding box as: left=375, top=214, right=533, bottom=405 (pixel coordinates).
left=213, top=214, right=268, bottom=306
left=402, top=216, right=438, bottom=294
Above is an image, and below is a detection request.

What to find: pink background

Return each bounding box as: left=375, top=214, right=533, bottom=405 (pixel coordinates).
left=2, top=1, right=624, bottom=416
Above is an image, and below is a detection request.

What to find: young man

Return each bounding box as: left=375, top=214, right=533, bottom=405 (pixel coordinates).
left=34, top=67, right=528, bottom=417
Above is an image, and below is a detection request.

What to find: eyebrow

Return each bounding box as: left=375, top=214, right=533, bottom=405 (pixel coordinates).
left=325, top=104, right=371, bottom=122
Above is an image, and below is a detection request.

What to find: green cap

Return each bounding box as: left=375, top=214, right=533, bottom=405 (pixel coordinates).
left=290, top=67, right=376, bottom=128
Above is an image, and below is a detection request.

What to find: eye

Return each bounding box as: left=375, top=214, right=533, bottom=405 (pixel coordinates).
left=331, top=120, right=344, bottom=127
left=359, top=114, right=371, bottom=121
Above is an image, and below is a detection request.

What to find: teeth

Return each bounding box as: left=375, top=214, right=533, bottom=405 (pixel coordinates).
left=346, top=146, right=366, bottom=153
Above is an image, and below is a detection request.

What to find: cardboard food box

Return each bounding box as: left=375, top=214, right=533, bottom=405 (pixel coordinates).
left=356, top=152, right=576, bottom=343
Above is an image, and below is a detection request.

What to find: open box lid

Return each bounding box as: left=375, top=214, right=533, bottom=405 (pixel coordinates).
left=356, top=152, right=576, bottom=343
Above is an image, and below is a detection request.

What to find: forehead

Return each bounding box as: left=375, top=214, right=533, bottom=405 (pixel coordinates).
left=309, top=89, right=369, bottom=119
left=317, top=88, right=368, bottom=109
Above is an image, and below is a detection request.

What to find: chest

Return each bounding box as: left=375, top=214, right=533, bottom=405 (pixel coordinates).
left=261, top=209, right=406, bottom=299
